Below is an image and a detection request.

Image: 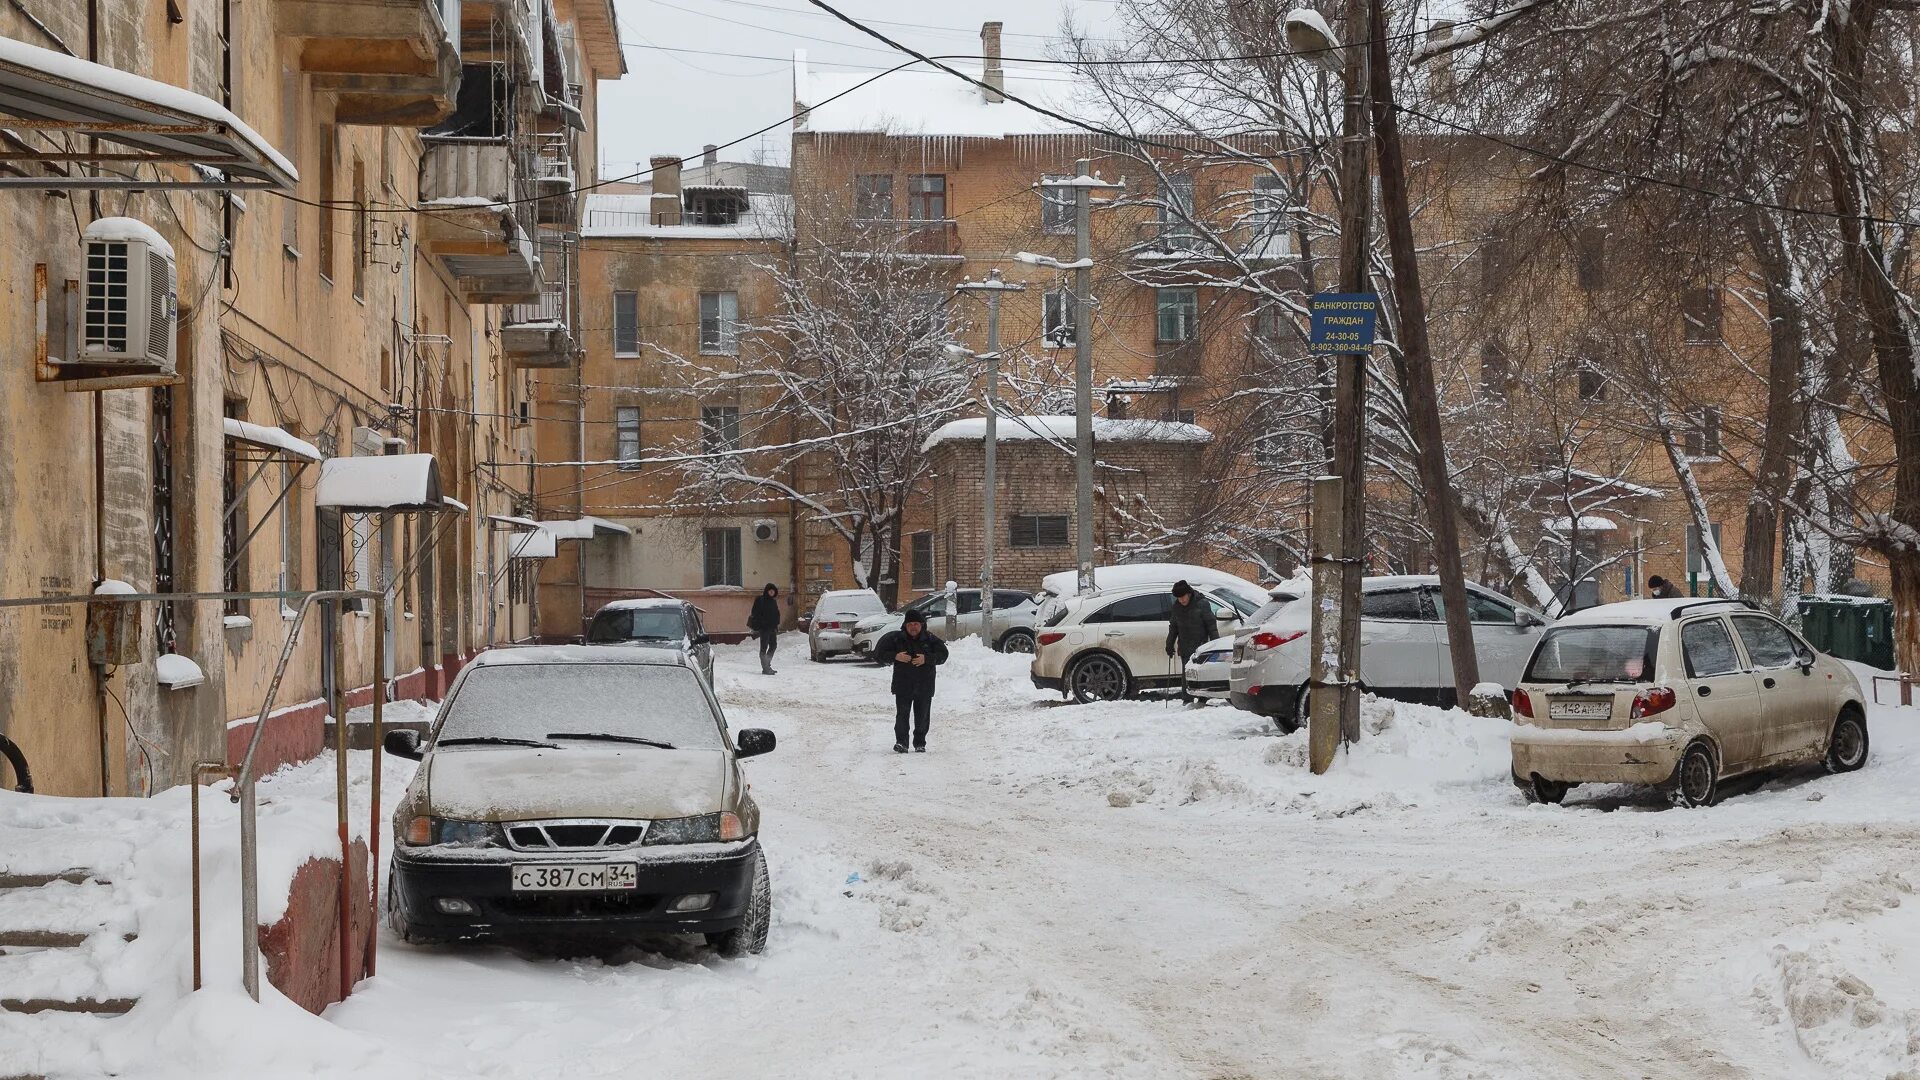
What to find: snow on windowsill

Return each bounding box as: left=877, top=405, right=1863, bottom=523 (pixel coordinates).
left=223, top=615, right=253, bottom=630
left=155, top=652, right=206, bottom=689
left=94, top=579, right=137, bottom=595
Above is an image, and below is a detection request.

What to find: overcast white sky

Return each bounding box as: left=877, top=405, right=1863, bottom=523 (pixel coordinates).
left=595, top=0, right=1121, bottom=178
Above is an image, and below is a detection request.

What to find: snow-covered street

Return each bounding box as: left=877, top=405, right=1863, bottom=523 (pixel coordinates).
left=317, top=638, right=1920, bottom=1079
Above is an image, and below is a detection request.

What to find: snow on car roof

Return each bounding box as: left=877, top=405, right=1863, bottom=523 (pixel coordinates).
left=594, top=597, right=689, bottom=612
left=1556, top=598, right=1746, bottom=625
left=1038, top=563, right=1260, bottom=600
left=468, top=645, right=689, bottom=667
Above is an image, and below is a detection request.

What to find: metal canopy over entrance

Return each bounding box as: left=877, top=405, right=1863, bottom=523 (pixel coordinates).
left=222, top=418, right=324, bottom=580
left=0, top=35, right=297, bottom=190
left=313, top=454, right=455, bottom=514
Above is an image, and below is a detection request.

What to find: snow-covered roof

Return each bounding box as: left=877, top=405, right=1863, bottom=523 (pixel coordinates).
left=313, top=454, right=448, bottom=512
left=488, top=514, right=544, bottom=530
left=538, top=516, right=634, bottom=539
left=223, top=417, right=322, bottom=462
left=921, top=415, right=1212, bottom=452
left=582, top=192, right=792, bottom=240
left=468, top=644, right=688, bottom=668
left=1557, top=598, right=1746, bottom=625
left=795, top=51, right=1080, bottom=138
left=1544, top=515, right=1618, bottom=532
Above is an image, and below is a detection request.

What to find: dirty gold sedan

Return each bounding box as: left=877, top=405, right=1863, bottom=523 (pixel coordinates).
left=384, top=646, right=776, bottom=955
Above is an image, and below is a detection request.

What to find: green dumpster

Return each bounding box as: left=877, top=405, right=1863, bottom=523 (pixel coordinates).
left=1796, top=595, right=1896, bottom=671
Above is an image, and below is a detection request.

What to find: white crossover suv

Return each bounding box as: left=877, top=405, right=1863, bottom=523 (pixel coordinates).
left=1227, top=575, right=1551, bottom=731
left=1031, top=581, right=1264, bottom=703
left=1511, top=598, right=1868, bottom=807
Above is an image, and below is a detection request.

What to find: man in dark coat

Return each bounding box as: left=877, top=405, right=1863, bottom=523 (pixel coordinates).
left=1165, top=580, right=1218, bottom=704
left=748, top=583, right=782, bottom=675
left=874, top=610, right=948, bottom=753
left=1647, top=575, right=1682, bottom=600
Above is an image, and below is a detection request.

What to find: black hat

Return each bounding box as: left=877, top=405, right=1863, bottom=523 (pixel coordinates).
left=763, top=582, right=779, bottom=595
left=1647, top=575, right=1667, bottom=588
left=1171, top=579, right=1193, bottom=597
left=902, top=609, right=926, bottom=625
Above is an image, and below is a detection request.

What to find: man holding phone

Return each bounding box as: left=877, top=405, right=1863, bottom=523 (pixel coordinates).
left=874, top=610, right=949, bottom=754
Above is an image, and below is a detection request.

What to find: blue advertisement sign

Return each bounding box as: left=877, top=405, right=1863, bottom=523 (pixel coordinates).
left=1307, top=293, right=1379, bottom=355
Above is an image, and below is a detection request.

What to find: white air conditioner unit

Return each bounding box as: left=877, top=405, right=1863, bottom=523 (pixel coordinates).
left=80, top=217, right=177, bottom=371
left=752, top=519, right=779, bottom=543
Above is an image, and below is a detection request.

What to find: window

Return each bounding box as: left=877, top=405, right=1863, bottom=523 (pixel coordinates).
left=1167, top=408, right=1197, bottom=424
left=280, top=69, right=300, bottom=253
left=907, top=593, right=949, bottom=618
left=1156, top=288, right=1198, bottom=342
left=1040, top=174, right=1073, bottom=234
left=1159, top=174, right=1197, bottom=247
left=1010, top=514, right=1070, bottom=548
left=615, top=407, right=641, bottom=470
left=1576, top=361, right=1606, bottom=402
left=1043, top=289, right=1076, bottom=347
left=1682, top=618, right=1743, bottom=677
left=1480, top=342, right=1510, bottom=401
left=1467, top=592, right=1517, bottom=624
left=1360, top=589, right=1423, bottom=620
left=1682, top=286, right=1723, bottom=343
left=910, top=531, right=933, bottom=591
left=1086, top=593, right=1172, bottom=623
left=317, top=124, right=336, bottom=277
left=955, top=591, right=982, bottom=615
left=1731, top=614, right=1804, bottom=670
left=1525, top=626, right=1659, bottom=683
left=855, top=174, right=894, bottom=219
left=351, top=158, right=368, bottom=299
left=1248, top=174, right=1289, bottom=254
left=1575, top=226, right=1605, bottom=289
left=701, top=405, right=741, bottom=455
left=613, top=291, right=639, bottom=356
left=1684, top=406, right=1722, bottom=458
left=907, top=174, right=946, bottom=220
left=702, top=527, right=743, bottom=587
left=699, top=291, right=739, bottom=355
left=992, top=590, right=1032, bottom=610
left=221, top=399, right=248, bottom=617
left=685, top=191, right=746, bottom=226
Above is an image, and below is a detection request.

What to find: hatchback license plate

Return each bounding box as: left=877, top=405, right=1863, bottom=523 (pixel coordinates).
left=1550, top=699, right=1612, bottom=720
left=512, top=863, right=638, bottom=892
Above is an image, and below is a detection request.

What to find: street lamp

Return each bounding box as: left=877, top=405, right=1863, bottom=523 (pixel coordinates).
left=951, top=269, right=1024, bottom=650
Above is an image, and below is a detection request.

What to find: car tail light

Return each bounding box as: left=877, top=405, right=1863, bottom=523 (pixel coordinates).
left=1513, top=689, right=1533, bottom=718
left=1037, top=631, right=1066, bottom=647
left=1249, top=630, right=1304, bottom=652
left=1248, top=685, right=1263, bottom=696
left=1631, top=686, right=1676, bottom=719
left=817, top=620, right=841, bottom=631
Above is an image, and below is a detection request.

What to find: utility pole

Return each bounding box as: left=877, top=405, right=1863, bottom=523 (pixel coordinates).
left=954, top=269, right=1024, bottom=650
left=1368, top=0, right=1480, bottom=704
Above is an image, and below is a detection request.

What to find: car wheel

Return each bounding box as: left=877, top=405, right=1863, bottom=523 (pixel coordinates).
left=1825, top=707, right=1869, bottom=773
left=708, top=851, right=771, bottom=958
left=385, top=871, right=414, bottom=944
left=1069, top=653, right=1131, bottom=704
left=1525, top=775, right=1570, bottom=805
left=809, top=642, right=824, bottom=663
left=1671, top=741, right=1720, bottom=808
left=997, top=628, right=1037, bottom=654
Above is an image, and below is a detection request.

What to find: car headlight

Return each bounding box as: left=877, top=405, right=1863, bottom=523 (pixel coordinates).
left=643, top=812, right=745, bottom=844
left=404, top=816, right=496, bottom=847
left=1194, top=651, right=1228, bottom=664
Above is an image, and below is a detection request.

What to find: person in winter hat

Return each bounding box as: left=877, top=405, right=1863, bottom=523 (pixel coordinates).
left=1165, top=580, right=1218, bottom=705
left=748, top=583, right=782, bottom=675
left=1647, top=575, right=1681, bottom=600
left=873, top=609, right=949, bottom=753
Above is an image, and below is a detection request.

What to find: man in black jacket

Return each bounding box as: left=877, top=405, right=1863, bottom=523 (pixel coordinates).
left=748, top=583, right=782, bottom=675
left=1165, top=580, right=1218, bottom=704
left=874, top=610, right=948, bottom=753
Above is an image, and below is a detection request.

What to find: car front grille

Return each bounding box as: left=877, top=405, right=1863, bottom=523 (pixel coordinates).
left=490, top=892, right=663, bottom=919
left=505, top=819, right=648, bottom=851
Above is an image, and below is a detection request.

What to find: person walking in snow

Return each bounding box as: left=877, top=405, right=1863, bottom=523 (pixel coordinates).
left=1647, top=575, right=1682, bottom=600
left=874, top=610, right=948, bottom=754
left=1165, top=580, right=1218, bottom=706
left=748, top=583, right=782, bottom=675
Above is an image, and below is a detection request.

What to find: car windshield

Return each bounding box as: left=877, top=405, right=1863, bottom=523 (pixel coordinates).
left=1524, top=625, right=1659, bottom=684
left=436, top=664, right=725, bottom=749
left=1209, top=589, right=1262, bottom=617
left=586, top=607, right=684, bottom=643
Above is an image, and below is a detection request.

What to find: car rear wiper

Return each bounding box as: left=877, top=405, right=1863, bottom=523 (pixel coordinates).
left=1561, top=678, right=1630, bottom=690
left=437, top=736, right=558, bottom=749
left=546, top=732, right=676, bottom=749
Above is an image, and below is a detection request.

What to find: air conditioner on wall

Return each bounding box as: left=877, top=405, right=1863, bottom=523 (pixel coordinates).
left=79, top=217, right=177, bottom=371
left=752, top=519, right=779, bottom=543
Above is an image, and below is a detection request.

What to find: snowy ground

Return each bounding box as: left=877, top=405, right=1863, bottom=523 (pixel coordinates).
left=13, top=638, right=1920, bottom=1078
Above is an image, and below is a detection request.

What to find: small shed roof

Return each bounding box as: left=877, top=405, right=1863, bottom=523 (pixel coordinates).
left=539, top=516, right=634, bottom=539
left=313, top=454, right=449, bottom=512
left=223, top=418, right=322, bottom=462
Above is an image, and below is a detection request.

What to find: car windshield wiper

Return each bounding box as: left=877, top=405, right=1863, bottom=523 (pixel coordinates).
left=437, top=736, right=558, bottom=749
left=1561, top=678, right=1631, bottom=690
left=546, top=732, right=675, bottom=749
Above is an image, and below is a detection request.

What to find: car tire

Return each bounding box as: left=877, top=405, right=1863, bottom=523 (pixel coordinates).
left=997, top=628, right=1037, bottom=654
left=1525, top=775, right=1570, bottom=805
left=809, top=643, right=824, bottom=663
left=385, top=871, right=414, bottom=944
left=1069, top=653, right=1131, bottom=704
left=1824, top=707, right=1869, bottom=773
left=1670, top=740, right=1720, bottom=808
left=709, top=851, right=771, bottom=958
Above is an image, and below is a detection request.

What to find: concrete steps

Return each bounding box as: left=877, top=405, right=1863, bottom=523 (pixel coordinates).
left=0, top=869, right=144, bottom=1026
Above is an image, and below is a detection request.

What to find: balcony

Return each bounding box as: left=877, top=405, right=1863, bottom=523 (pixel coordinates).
left=278, top=0, right=461, bottom=126
left=1133, top=219, right=1296, bottom=265
left=503, top=239, right=576, bottom=369
left=417, top=138, right=541, bottom=303
left=533, top=131, right=577, bottom=226
left=847, top=218, right=961, bottom=259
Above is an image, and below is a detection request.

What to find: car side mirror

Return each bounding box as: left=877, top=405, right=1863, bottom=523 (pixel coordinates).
left=736, top=728, right=776, bottom=758
left=1515, top=610, right=1541, bottom=630
left=691, top=633, right=711, bottom=646
left=1797, top=654, right=1816, bottom=673
left=384, top=729, right=424, bottom=761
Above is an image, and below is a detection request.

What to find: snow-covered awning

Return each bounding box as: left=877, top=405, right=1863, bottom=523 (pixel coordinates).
left=0, top=35, right=295, bottom=190
left=538, top=516, right=634, bottom=539
left=223, top=418, right=322, bottom=462
left=487, top=514, right=544, bottom=531
left=921, top=415, right=1213, bottom=452
left=1546, top=515, right=1619, bottom=532
left=508, top=530, right=557, bottom=559
left=313, top=454, right=452, bottom=513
